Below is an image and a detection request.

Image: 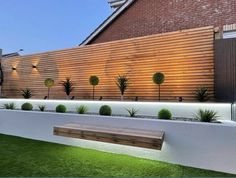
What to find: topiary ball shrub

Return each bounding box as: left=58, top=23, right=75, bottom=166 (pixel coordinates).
left=99, top=105, right=112, bottom=116
left=56, top=104, right=67, bottom=113
left=21, top=102, right=33, bottom=111
left=158, top=109, right=172, bottom=120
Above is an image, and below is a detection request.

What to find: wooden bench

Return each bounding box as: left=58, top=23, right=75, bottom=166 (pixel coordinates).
left=53, top=124, right=164, bottom=150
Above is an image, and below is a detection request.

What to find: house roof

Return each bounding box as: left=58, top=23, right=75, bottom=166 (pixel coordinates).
left=79, top=0, right=136, bottom=46
left=108, top=0, right=126, bottom=8
left=2, top=53, right=20, bottom=58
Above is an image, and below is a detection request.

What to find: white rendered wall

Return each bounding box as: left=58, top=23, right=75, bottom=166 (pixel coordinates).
left=0, top=99, right=232, bottom=120
left=0, top=110, right=235, bottom=174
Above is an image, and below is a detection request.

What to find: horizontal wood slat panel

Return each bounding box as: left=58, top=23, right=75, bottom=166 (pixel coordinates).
left=2, top=26, right=214, bottom=101
left=53, top=124, right=165, bottom=150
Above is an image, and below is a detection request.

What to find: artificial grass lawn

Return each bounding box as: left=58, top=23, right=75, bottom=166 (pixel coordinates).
left=0, top=134, right=234, bottom=177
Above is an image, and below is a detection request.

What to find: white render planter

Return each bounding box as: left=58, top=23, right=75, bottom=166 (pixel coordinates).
left=0, top=110, right=235, bottom=174
left=0, top=99, right=232, bottom=120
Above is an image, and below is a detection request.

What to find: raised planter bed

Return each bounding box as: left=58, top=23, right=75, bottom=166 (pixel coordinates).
left=0, top=109, right=235, bottom=174
left=0, top=99, right=232, bottom=120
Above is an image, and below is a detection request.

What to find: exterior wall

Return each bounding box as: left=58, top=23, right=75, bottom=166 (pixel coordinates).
left=2, top=27, right=214, bottom=101
left=89, top=0, right=236, bottom=44
left=0, top=110, right=236, bottom=174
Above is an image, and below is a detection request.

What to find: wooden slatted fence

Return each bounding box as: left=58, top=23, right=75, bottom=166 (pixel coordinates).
left=1, top=26, right=214, bottom=101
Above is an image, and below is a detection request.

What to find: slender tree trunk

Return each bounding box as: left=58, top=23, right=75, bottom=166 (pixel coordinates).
left=121, top=95, right=124, bottom=101
left=158, top=84, right=161, bottom=101
left=93, top=86, right=95, bottom=100
left=0, top=85, right=2, bottom=98
left=67, top=95, right=70, bottom=100
left=48, top=88, right=50, bottom=99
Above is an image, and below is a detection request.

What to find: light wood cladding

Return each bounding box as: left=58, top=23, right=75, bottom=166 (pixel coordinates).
left=1, top=26, right=214, bottom=101
left=54, top=124, right=165, bottom=150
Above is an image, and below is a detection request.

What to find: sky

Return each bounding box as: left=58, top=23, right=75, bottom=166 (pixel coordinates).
left=0, top=0, right=112, bottom=55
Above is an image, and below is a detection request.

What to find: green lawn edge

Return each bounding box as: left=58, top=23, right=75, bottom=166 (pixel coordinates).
left=0, top=134, right=234, bottom=177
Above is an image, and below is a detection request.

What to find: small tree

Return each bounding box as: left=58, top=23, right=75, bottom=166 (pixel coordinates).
left=89, top=75, right=99, bottom=100
left=60, top=77, right=74, bottom=99
left=116, top=74, right=129, bottom=101
left=44, top=78, right=54, bottom=99
left=153, top=72, right=165, bottom=101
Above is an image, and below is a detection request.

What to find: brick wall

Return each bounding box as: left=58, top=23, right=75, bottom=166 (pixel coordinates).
left=89, top=0, right=236, bottom=44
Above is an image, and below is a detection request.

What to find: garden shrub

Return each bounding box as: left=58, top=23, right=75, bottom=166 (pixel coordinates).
left=99, top=105, right=112, bottom=116
left=194, top=109, right=218, bottom=122
left=195, top=86, right=209, bottom=102
left=21, top=102, right=33, bottom=111
left=3, top=103, right=16, bottom=110
left=158, top=109, right=172, bottom=120
left=115, top=75, right=129, bottom=101
left=56, top=104, right=67, bottom=113
left=126, top=108, right=138, bottom=117
left=77, top=105, right=88, bottom=114
left=38, top=105, right=46, bottom=112
left=60, top=77, right=74, bottom=99
left=21, top=88, right=32, bottom=99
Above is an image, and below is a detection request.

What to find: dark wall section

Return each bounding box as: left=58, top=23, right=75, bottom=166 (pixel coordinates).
left=215, top=39, right=236, bottom=121
left=215, top=39, right=236, bottom=102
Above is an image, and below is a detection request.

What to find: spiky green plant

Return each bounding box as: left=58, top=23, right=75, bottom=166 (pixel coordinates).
left=116, top=74, right=129, bottom=101
left=196, top=87, right=209, bottom=102
left=60, top=77, right=74, bottom=99
left=89, top=75, right=99, bottom=100
left=44, top=78, right=54, bottom=99
left=3, top=103, right=16, bottom=110
left=126, top=108, right=139, bottom=117
left=194, top=109, right=218, bottom=122
left=21, top=88, right=32, bottom=99
left=153, top=72, right=165, bottom=101
left=38, top=105, right=46, bottom=112
left=76, top=105, right=89, bottom=114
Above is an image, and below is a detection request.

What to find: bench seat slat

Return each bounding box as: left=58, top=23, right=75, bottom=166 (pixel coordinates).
left=53, top=124, right=164, bottom=150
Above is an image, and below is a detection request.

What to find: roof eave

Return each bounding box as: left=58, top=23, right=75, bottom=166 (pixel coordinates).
left=79, top=0, right=136, bottom=46
left=2, top=53, right=20, bottom=58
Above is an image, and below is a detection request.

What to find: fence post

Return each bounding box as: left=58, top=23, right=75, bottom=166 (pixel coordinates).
left=232, top=103, right=236, bottom=121
left=0, top=49, right=3, bottom=97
